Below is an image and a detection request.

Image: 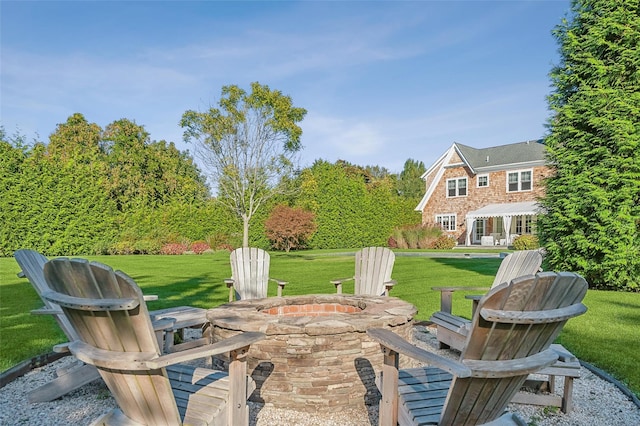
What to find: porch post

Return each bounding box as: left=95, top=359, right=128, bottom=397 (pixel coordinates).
left=504, top=215, right=512, bottom=244
left=465, top=216, right=473, bottom=246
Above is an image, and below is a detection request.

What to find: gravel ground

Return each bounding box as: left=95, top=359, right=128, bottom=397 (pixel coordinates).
left=1, top=326, right=638, bottom=426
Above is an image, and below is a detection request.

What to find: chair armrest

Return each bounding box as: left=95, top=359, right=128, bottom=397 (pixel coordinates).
left=463, top=349, right=558, bottom=378
left=147, top=331, right=266, bottom=369
left=330, top=277, right=354, bottom=285
left=69, top=331, right=266, bottom=371
left=270, top=278, right=288, bottom=297
left=30, top=307, right=63, bottom=316
left=270, top=278, right=288, bottom=286
left=431, top=286, right=489, bottom=314
left=331, top=277, right=354, bottom=294
left=464, top=295, right=483, bottom=301
left=151, top=317, right=176, bottom=332
left=53, top=342, right=71, bottom=353
left=383, top=280, right=397, bottom=296
left=367, top=328, right=471, bottom=378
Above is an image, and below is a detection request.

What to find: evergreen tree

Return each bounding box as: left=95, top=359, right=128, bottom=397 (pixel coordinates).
left=538, top=0, right=640, bottom=290
left=397, top=159, right=426, bottom=200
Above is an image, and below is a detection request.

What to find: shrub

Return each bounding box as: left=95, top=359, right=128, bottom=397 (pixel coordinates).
left=160, top=243, right=188, bottom=255
left=391, top=224, right=442, bottom=249
left=205, top=233, right=239, bottom=251
left=512, top=235, right=539, bottom=250
left=109, top=240, right=136, bottom=255
left=431, top=235, right=456, bottom=250
left=190, top=241, right=211, bottom=254
left=134, top=239, right=161, bottom=255
left=265, top=205, right=317, bottom=252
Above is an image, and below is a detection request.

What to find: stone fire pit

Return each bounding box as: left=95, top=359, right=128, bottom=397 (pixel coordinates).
left=207, top=294, right=416, bottom=411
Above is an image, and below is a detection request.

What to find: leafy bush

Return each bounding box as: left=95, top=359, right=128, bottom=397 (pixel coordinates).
left=265, top=205, right=317, bottom=252
left=512, top=235, right=539, bottom=250
left=431, top=235, right=456, bottom=250
left=134, top=239, right=161, bottom=255
left=160, top=243, right=188, bottom=255
left=109, top=240, right=136, bottom=255
left=190, top=241, right=211, bottom=254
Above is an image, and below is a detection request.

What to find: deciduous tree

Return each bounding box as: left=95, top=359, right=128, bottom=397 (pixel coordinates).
left=265, top=204, right=317, bottom=252
left=181, top=82, right=307, bottom=247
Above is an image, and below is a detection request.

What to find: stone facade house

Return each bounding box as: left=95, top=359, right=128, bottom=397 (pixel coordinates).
left=415, top=140, right=552, bottom=246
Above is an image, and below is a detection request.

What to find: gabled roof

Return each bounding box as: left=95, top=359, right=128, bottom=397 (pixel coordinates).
left=415, top=139, right=547, bottom=211
left=456, top=140, right=546, bottom=173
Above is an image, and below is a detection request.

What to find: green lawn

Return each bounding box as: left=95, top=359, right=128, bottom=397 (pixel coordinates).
left=1, top=251, right=638, bottom=397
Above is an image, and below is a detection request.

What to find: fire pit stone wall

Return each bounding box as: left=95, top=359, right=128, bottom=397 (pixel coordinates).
left=207, top=294, right=417, bottom=411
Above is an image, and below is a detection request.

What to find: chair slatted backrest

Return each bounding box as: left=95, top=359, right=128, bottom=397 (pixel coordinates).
left=43, top=258, right=182, bottom=425
left=230, top=247, right=270, bottom=300
left=491, top=250, right=543, bottom=288
left=14, top=249, right=79, bottom=341
left=440, top=272, right=588, bottom=425
left=354, top=247, right=395, bottom=296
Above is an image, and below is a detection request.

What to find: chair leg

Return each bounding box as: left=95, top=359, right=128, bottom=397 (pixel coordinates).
left=379, top=347, right=399, bottom=426
left=164, top=330, right=175, bottom=353
left=28, top=363, right=102, bottom=403
left=228, top=346, right=250, bottom=425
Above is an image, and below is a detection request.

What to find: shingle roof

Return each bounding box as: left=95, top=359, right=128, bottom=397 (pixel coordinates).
left=455, top=140, right=546, bottom=170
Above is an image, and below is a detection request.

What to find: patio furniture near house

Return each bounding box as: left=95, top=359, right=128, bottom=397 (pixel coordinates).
left=430, top=250, right=543, bottom=351
left=480, top=236, right=494, bottom=246
left=225, top=247, right=288, bottom=301
left=43, top=257, right=264, bottom=426
left=367, top=271, right=588, bottom=425
left=331, top=247, right=397, bottom=296
left=14, top=249, right=209, bottom=402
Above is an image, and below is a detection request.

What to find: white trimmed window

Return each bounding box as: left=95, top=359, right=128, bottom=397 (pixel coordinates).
left=515, top=216, right=533, bottom=234
left=477, top=174, right=489, bottom=187
left=447, top=177, right=467, bottom=197
left=436, top=214, right=456, bottom=231
left=507, top=170, right=532, bottom=192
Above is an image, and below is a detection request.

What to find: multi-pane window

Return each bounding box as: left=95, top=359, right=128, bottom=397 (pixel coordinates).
left=436, top=214, right=456, bottom=231
left=447, top=178, right=467, bottom=197
left=477, top=175, right=488, bottom=187
left=515, top=216, right=533, bottom=234
left=507, top=170, right=532, bottom=192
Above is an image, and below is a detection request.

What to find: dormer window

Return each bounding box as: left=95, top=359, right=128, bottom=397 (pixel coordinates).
left=447, top=178, right=467, bottom=197
left=507, top=170, right=532, bottom=192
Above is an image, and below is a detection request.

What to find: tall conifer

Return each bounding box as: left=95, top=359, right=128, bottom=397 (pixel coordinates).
left=539, top=0, right=640, bottom=290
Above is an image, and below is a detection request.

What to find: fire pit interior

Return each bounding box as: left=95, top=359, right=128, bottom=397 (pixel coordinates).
left=260, top=302, right=363, bottom=316
left=207, top=294, right=416, bottom=411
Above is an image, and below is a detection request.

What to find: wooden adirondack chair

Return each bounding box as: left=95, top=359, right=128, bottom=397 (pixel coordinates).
left=368, top=271, right=588, bottom=426
left=43, top=257, right=265, bottom=426
left=430, top=250, right=543, bottom=351
left=224, top=247, right=288, bottom=301
left=331, top=247, right=397, bottom=296
left=14, top=249, right=209, bottom=402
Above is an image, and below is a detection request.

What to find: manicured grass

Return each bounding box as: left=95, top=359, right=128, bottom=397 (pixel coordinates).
left=1, top=251, right=638, bottom=398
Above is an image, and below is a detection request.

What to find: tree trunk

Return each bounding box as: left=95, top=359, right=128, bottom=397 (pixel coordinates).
left=242, top=215, right=250, bottom=247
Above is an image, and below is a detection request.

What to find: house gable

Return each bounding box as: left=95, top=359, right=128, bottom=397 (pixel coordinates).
left=416, top=139, right=552, bottom=244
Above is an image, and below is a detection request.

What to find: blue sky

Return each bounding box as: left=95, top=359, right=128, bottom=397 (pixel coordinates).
left=1, top=0, right=570, bottom=173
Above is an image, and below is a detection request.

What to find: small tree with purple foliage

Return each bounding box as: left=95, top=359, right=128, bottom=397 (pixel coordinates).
left=265, top=205, right=317, bottom=252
